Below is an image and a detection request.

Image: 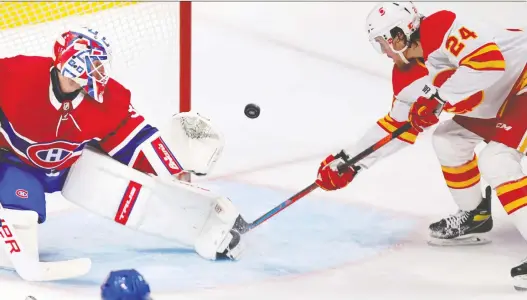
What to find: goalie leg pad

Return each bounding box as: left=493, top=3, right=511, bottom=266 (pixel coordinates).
left=62, top=147, right=244, bottom=260
left=0, top=209, right=39, bottom=269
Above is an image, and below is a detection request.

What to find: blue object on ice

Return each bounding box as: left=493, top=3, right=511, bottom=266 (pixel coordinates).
left=101, top=269, right=151, bottom=300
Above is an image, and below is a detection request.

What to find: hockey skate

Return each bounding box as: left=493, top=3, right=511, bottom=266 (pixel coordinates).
left=512, top=258, right=527, bottom=291
left=427, top=186, right=493, bottom=246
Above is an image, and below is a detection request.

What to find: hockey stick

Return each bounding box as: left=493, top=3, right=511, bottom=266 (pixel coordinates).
left=234, top=122, right=413, bottom=234
left=0, top=203, right=92, bottom=281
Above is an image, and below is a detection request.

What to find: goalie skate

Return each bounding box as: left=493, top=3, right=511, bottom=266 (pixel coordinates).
left=427, top=186, right=493, bottom=246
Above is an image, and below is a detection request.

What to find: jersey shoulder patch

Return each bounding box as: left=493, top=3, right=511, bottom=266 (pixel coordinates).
left=420, top=10, right=457, bottom=60
left=392, top=60, right=428, bottom=96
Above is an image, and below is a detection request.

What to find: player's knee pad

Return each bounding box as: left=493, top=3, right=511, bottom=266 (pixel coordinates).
left=0, top=209, right=39, bottom=269
left=479, top=141, right=524, bottom=188
left=62, top=147, right=243, bottom=260
left=0, top=164, right=46, bottom=223
left=432, top=120, right=479, bottom=166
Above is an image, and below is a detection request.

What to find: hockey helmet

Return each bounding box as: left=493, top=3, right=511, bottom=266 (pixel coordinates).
left=53, top=26, right=112, bottom=103
left=101, top=269, right=151, bottom=300
left=365, top=2, right=422, bottom=63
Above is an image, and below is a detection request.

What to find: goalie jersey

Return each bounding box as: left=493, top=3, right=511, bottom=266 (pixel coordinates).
left=0, top=55, right=184, bottom=193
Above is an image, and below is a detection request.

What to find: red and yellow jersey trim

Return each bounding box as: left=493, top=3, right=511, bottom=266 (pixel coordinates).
left=459, top=43, right=505, bottom=71
left=377, top=115, right=418, bottom=144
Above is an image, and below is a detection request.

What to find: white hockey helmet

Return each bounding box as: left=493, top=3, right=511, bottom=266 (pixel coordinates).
left=365, top=2, right=422, bottom=63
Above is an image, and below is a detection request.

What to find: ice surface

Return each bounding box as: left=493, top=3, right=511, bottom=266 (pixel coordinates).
left=4, top=4, right=527, bottom=300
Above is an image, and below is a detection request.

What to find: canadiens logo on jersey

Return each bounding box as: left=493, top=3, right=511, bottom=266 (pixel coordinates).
left=26, top=141, right=81, bottom=169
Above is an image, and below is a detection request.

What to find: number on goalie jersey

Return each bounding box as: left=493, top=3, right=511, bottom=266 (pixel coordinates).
left=0, top=56, right=184, bottom=223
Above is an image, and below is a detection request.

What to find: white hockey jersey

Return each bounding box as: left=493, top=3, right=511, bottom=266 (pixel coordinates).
left=345, top=60, right=427, bottom=169
left=421, top=10, right=527, bottom=119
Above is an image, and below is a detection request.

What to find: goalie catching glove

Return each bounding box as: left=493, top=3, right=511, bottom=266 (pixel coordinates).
left=316, top=150, right=359, bottom=191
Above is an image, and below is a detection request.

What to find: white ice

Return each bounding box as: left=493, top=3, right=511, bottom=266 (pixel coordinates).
left=3, top=3, right=527, bottom=300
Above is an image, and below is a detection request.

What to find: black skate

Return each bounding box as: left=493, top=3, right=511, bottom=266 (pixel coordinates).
left=216, top=229, right=244, bottom=260
left=428, top=186, right=493, bottom=246
left=511, top=259, right=527, bottom=291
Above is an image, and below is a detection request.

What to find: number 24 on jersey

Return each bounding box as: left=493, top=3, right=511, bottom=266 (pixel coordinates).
left=446, top=27, right=478, bottom=56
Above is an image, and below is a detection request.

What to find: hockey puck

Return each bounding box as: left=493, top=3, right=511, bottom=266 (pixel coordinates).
left=244, top=103, right=260, bottom=119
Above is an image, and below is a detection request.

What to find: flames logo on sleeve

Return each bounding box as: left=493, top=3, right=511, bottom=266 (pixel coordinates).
left=433, top=68, right=484, bottom=114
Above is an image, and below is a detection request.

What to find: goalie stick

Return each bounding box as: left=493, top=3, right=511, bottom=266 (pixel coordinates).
left=0, top=202, right=92, bottom=281
left=234, top=122, right=414, bottom=234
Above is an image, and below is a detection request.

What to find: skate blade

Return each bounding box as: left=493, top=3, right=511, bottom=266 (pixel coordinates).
left=427, top=235, right=491, bottom=246
left=513, top=275, right=527, bottom=291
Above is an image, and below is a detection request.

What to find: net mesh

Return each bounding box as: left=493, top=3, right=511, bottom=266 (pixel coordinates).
left=0, top=2, right=180, bottom=69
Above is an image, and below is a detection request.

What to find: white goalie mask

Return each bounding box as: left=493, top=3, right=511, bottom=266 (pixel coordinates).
left=365, top=2, right=422, bottom=64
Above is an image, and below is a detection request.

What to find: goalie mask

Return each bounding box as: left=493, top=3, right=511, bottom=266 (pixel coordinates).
left=365, top=2, right=422, bottom=64
left=53, top=26, right=112, bottom=103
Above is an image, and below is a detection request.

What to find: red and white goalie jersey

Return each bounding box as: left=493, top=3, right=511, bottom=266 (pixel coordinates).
left=420, top=10, right=527, bottom=119
left=0, top=55, right=184, bottom=192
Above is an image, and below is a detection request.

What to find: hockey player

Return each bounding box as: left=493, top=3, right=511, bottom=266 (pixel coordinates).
left=0, top=26, right=243, bottom=282
left=355, top=1, right=527, bottom=288
left=101, top=269, right=151, bottom=300
left=315, top=1, right=493, bottom=247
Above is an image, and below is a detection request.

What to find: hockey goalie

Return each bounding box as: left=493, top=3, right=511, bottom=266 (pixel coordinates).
left=0, top=26, right=243, bottom=282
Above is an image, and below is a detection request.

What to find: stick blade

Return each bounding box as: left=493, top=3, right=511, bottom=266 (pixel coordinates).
left=19, top=257, right=92, bottom=282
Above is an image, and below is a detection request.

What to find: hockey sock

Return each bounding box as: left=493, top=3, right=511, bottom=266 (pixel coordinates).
left=496, top=176, right=527, bottom=240
left=441, top=155, right=483, bottom=211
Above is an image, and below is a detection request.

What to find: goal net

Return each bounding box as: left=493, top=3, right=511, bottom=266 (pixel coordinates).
left=0, top=1, right=190, bottom=115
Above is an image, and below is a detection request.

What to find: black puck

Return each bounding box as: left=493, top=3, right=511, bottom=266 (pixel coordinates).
left=244, top=103, right=260, bottom=119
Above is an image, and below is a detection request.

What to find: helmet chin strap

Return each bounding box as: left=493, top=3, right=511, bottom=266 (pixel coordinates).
left=392, top=44, right=410, bottom=64
left=398, top=51, right=410, bottom=64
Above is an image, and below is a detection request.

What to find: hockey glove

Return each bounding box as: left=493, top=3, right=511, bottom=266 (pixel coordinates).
left=316, top=151, right=358, bottom=191
left=408, top=96, right=442, bottom=132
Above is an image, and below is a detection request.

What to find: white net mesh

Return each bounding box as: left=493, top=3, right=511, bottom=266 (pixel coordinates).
left=0, top=2, right=182, bottom=121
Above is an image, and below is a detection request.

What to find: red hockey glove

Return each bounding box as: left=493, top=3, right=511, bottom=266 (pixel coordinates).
left=409, top=96, right=442, bottom=132
left=316, top=151, right=358, bottom=191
